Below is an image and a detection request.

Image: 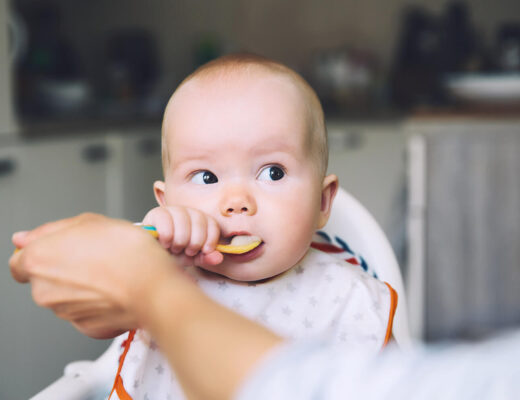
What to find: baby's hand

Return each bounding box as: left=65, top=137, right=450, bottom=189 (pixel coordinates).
left=142, top=206, right=223, bottom=267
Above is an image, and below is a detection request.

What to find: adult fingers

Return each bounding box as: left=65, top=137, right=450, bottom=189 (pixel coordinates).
left=71, top=312, right=135, bottom=339
left=8, top=247, right=29, bottom=283
left=11, top=214, right=93, bottom=249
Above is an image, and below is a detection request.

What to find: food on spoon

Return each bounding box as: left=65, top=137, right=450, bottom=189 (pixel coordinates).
left=216, top=235, right=262, bottom=254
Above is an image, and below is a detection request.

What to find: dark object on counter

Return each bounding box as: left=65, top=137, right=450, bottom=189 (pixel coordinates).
left=105, top=29, right=160, bottom=101
left=16, top=2, right=86, bottom=118
left=390, top=6, right=444, bottom=108
left=438, top=1, right=482, bottom=73
left=390, top=1, right=484, bottom=109
left=496, top=23, right=520, bottom=72
left=194, top=34, right=221, bottom=69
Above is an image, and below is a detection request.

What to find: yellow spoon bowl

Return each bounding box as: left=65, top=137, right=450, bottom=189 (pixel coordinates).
left=216, top=240, right=262, bottom=254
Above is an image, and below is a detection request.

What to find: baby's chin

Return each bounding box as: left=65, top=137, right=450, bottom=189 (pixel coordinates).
left=201, top=262, right=293, bottom=283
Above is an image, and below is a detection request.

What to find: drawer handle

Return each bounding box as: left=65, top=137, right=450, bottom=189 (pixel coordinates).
left=137, top=138, right=161, bottom=156
left=82, top=144, right=110, bottom=163
left=0, top=158, right=16, bottom=177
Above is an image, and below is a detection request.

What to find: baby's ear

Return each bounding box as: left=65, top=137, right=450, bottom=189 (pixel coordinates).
left=153, top=181, right=167, bottom=206
left=317, top=174, right=338, bottom=229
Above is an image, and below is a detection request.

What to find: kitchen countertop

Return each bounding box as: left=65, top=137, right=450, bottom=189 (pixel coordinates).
left=409, top=105, right=520, bottom=120
left=0, top=117, right=162, bottom=146
left=1, top=109, right=406, bottom=146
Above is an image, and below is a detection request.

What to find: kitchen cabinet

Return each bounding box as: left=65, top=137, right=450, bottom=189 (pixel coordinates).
left=114, top=131, right=163, bottom=221
left=0, top=135, right=116, bottom=399
left=405, top=118, right=520, bottom=342
left=0, top=129, right=162, bottom=400
left=326, top=120, right=407, bottom=264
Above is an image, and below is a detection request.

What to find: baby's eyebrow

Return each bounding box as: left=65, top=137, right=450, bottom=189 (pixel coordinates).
left=249, top=137, right=300, bottom=154
left=171, top=151, right=214, bottom=167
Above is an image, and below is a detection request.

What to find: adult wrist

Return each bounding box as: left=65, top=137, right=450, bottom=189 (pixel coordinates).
left=134, top=261, right=201, bottom=333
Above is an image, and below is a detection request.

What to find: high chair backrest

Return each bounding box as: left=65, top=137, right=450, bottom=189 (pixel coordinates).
left=321, top=186, right=411, bottom=347
left=32, top=187, right=411, bottom=399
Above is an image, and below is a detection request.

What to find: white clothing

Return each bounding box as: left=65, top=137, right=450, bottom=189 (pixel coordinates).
left=109, top=246, right=397, bottom=400
left=236, top=329, right=520, bottom=400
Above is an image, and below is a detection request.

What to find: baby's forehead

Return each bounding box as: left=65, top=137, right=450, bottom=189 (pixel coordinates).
left=162, top=64, right=324, bottom=171
left=165, top=68, right=312, bottom=130
left=182, top=67, right=304, bottom=103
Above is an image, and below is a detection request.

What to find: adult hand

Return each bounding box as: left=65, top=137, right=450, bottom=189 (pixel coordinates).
left=9, top=213, right=188, bottom=339
left=10, top=213, right=282, bottom=400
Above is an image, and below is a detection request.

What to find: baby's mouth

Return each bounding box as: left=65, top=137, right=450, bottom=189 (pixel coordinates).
left=216, top=235, right=262, bottom=254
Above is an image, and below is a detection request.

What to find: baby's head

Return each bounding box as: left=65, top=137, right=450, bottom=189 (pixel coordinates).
left=154, top=53, right=338, bottom=281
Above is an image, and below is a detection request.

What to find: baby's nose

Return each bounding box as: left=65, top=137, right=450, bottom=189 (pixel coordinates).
left=219, top=188, right=257, bottom=216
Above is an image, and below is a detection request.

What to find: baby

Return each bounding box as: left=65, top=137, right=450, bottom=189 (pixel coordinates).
left=109, top=53, right=397, bottom=400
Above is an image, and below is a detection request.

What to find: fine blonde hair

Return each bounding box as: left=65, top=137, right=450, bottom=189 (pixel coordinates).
left=161, top=53, right=328, bottom=177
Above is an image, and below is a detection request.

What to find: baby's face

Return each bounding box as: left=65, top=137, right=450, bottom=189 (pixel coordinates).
left=157, top=73, right=333, bottom=281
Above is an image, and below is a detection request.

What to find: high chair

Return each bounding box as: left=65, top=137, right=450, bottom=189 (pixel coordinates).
left=31, top=187, right=411, bottom=400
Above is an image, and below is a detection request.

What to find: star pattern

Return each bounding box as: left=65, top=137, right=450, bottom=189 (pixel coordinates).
left=303, top=318, right=313, bottom=329
left=116, top=247, right=393, bottom=400
left=286, top=283, right=296, bottom=292
left=232, top=299, right=243, bottom=311
left=257, top=312, right=269, bottom=323
left=333, top=295, right=344, bottom=304
left=129, top=354, right=141, bottom=364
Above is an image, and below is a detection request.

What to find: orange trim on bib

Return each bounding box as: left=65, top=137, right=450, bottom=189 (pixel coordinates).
left=114, top=375, right=133, bottom=400
left=109, top=330, right=136, bottom=400
left=382, top=282, right=398, bottom=347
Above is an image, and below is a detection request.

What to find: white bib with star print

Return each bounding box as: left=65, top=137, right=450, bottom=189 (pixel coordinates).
left=111, top=247, right=397, bottom=400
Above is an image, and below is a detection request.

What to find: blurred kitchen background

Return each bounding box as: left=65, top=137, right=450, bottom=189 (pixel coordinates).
left=1, top=0, right=520, bottom=398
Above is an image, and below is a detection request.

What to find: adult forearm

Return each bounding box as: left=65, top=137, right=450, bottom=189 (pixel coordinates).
left=140, top=273, right=283, bottom=400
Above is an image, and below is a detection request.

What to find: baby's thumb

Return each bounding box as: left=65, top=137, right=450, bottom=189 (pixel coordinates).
left=174, top=250, right=223, bottom=268
left=196, top=251, right=224, bottom=268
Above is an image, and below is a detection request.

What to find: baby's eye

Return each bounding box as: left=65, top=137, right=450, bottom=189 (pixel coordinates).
left=258, top=165, right=285, bottom=181
left=191, top=170, right=218, bottom=184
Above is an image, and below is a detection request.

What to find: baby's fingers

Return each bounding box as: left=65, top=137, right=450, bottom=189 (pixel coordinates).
left=142, top=208, right=174, bottom=249
left=203, top=217, right=220, bottom=255
left=167, top=207, right=191, bottom=254
left=185, top=209, right=207, bottom=257
left=194, top=251, right=224, bottom=268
